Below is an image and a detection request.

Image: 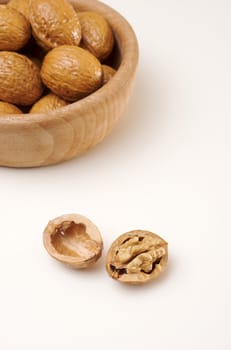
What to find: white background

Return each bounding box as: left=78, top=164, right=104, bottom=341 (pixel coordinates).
left=1, top=0, right=231, bottom=349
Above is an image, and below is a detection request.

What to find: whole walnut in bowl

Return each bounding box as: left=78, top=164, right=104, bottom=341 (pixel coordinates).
left=0, top=0, right=138, bottom=167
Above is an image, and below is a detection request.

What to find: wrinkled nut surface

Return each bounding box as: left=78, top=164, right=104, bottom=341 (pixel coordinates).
left=102, top=64, right=116, bottom=84
left=41, top=45, right=103, bottom=101
left=106, top=230, right=168, bottom=284
left=29, top=0, right=82, bottom=50
left=0, top=52, right=43, bottom=106
left=30, top=93, right=69, bottom=113
left=79, top=11, right=114, bottom=61
left=43, top=214, right=103, bottom=268
left=0, top=101, right=22, bottom=115
left=8, top=0, right=30, bottom=20
left=0, top=5, right=31, bottom=51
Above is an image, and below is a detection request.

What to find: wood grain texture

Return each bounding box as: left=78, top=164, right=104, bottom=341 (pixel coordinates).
left=0, top=0, right=139, bottom=167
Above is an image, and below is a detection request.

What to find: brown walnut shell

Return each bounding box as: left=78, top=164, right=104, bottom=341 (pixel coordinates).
left=41, top=45, right=103, bottom=101
left=79, top=11, right=114, bottom=61
left=102, top=64, right=116, bottom=84
left=106, top=230, right=168, bottom=285
left=29, top=0, right=81, bottom=50
left=0, top=101, right=22, bottom=115
left=30, top=93, right=69, bottom=113
left=0, top=51, right=43, bottom=106
left=0, top=5, right=31, bottom=51
left=43, top=214, right=103, bottom=268
left=8, top=0, right=30, bottom=20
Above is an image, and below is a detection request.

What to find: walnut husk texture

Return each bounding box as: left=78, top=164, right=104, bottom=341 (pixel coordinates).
left=30, top=93, right=69, bottom=113
left=29, top=0, right=82, bottom=50
left=41, top=45, right=103, bottom=101
left=8, top=0, right=30, bottom=20
left=0, top=5, right=31, bottom=51
left=79, top=11, right=114, bottom=61
left=102, top=64, right=116, bottom=84
left=0, top=51, right=43, bottom=106
left=106, top=230, right=168, bottom=284
left=0, top=101, right=22, bottom=115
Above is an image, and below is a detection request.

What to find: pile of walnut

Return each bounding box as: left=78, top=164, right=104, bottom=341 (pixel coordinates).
left=0, top=0, right=116, bottom=115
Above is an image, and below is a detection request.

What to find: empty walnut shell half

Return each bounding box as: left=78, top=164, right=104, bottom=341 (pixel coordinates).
left=106, top=230, right=168, bottom=284
left=43, top=214, right=103, bottom=268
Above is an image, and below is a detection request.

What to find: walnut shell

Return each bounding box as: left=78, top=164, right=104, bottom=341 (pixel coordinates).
left=43, top=214, right=103, bottom=268
left=0, top=5, right=31, bottom=51
left=30, top=93, right=69, bottom=113
left=29, top=0, right=81, bottom=50
left=41, top=45, right=103, bottom=101
left=0, top=101, right=22, bottom=115
left=106, top=230, right=168, bottom=285
left=0, top=52, right=43, bottom=106
left=79, top=11, right=114, bottom=61
left=8, top=0, right=30, bottom=21
left=102, top=64, right=116, bottom=84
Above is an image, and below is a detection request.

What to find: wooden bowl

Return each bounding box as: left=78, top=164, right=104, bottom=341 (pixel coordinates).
left=0, top=0, right=138, bottom=167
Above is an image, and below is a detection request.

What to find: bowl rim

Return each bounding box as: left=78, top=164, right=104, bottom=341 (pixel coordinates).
left=0, top=0, right=139, bottom=125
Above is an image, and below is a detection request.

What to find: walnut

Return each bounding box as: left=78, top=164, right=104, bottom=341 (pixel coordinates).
left=106, top=230, right=168, bottom=284
left=43, top=214, right=103, bottom=268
